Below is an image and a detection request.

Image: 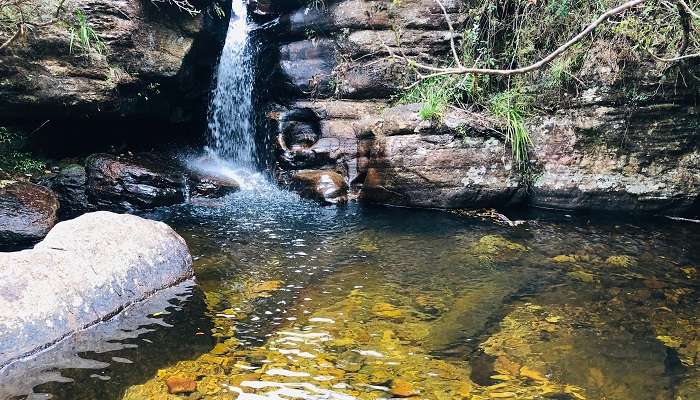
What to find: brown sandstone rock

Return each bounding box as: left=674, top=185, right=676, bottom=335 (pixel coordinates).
left=0, top=181, right=59, bottom=245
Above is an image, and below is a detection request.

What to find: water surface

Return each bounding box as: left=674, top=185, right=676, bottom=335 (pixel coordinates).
left=3, top=189, right=700, bottom=400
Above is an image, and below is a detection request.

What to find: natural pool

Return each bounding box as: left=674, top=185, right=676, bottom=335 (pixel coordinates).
left=2, top=188, right=700, bottom=400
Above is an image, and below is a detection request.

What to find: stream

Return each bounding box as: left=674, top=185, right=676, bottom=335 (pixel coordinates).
left=2, top=186, right=700, bottom=399
left=1, top=0, right=698, bottom=398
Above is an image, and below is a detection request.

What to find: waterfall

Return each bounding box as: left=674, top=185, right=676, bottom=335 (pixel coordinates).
left=207, top=0, right=256, bottom=168
left=192, top=0, right=267, bottom=189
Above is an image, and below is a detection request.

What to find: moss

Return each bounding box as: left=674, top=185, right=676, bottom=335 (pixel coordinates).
left=606, top=255, right=635, bottom=268
left=472, top=234, right=528, bottom=255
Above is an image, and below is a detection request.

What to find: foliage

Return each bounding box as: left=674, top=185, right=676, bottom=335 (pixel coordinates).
left=0, top=127, right=45, bottom=176
left=68, top=9, right=105, bottom=55
left=400, top=74, right=480, bottom=120
left=396, top=0, right=698, bottom=167
left=489, top=89, right=533, bottom=165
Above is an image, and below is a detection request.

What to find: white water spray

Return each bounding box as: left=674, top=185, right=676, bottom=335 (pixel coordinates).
left=191, top=0, right=270, bottom=190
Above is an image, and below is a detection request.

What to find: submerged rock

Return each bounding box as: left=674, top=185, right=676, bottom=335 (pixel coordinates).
left=0, top=211, right=193, bottom=367
left=284, top=170, right=349, bottom=204
left=86, top=153, right=187, bottom=211
left=0, top=181, right=58, bottom=245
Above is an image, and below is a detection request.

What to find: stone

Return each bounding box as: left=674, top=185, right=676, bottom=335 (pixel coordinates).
left=391, top=379, right=419, bottom=397
left=165, top=376, right=197, bottom=394
left=284, top=170, right=349, bottom=204
left=360, top=105, right=525, bottom=208
left=0, top=211, right=193, bottom=367
left=48, top=164, right=91, bottom=219
left=188, top=174, right=240, bottom=199
left=0, top=181, right=58, bottom=245
left=86, top=153, right=187, bottom=211
left=279, top=39, right=337, bottom=97
left=0, top=0, right=226, bottom=122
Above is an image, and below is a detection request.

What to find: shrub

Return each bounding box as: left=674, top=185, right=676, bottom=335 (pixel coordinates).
left=0, top=127, right=45, bottom=176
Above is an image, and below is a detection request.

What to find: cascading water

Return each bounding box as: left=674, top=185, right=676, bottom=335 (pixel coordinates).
left=191, top=0, right=268, bottom=189
left=207, top=0, right=255, bottom=167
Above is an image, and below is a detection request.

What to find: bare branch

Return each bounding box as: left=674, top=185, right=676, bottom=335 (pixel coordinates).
left=388, top=0, right=647, bottom=80
left=150, top=0, right=200, bottom=16
left=647, top=48, right=700, bottom=62
left=675, top=0, right=700, bottom=20
left=433, top=0, right=463, bottom=69
left=0, top=23, right=23, bottom=51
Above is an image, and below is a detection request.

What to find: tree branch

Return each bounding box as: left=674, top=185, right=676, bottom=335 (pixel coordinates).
left=433, top=0, right=463, bottom=69
left=388, top=0, right=647, bottom=80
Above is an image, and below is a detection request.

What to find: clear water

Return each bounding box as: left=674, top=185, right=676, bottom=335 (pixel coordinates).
left=205, top=0, right=257, bottom=171
left=3, top=191, right=700, bottom=400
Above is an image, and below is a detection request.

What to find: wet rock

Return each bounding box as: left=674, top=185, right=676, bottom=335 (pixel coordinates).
left=284, top=170, right=348, bottom=204
left=188, top=173, right=240, bottom=199
left=86, top=153, right=187, bottom=211
left=0, top=211, right=193, bottom=367
left=47, top=164, right=91, bottom=219
left=0, top=181, right=58, bottom=245
left=391, top=379, right=419, bottom=397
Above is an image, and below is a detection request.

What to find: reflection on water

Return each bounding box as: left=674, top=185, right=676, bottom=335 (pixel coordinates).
left=2, top=189, right=700, bottom=400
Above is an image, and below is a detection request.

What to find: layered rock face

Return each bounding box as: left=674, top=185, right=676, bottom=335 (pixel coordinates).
left=268, top=0, right=699, bottom=215
left=0, top=0, right=226, bottom=122
left=0, top=211, right=193, bottom=367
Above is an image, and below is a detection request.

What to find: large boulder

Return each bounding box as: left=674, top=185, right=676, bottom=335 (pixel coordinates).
left=0, top=211, right=193, bottom=368
left=527, top=89, right=700, bottom=214
left=86, top=153, right=187, bottom=211
left=0, top=181, right=59, bottom=245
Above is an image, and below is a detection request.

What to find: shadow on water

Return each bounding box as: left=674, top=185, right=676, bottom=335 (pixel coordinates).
left=0, top=281, right=213, bottom=400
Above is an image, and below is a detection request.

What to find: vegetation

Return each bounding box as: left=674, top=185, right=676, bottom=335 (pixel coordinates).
left=68, top=9, right=105, bottom=55
left=489, top=89, right=533, bottom=164
left=391, top=0, right=699, bottom=167
left=0, top=127, right=45, bottom=176
left=1, top=0, right=200, bottom=53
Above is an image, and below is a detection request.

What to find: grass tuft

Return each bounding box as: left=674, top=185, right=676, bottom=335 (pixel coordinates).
left=489, top=89, right=533, bottom=167
left=69, top=9, right=105, bottom=55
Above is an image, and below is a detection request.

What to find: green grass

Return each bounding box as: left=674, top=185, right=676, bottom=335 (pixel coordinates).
left=489, top=89, right=533, bottom=167
left=69, top=9, right=105, bottom=55
left=400, top=75, right=479, bottom=121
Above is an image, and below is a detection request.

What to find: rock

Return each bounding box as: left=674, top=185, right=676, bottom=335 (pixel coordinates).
left=48, top=164, right=91, bottom=219
left=86, top=153, right=187, bottom=211
left=165, top=376, right=197, bottom=394
left=0, top=181, right=59, bottom=245
left=391, top=379, right=419, bottom=397
left=0, top=211, right=193, bottom=367
left=188, top=173, right=241, bottom=199
left=284, top=170, right=349, bottom=204
left=360, top=105, right=526, bottom=208
left=279, top=39, right=337, bottom=97
left=0, top=0, right=226, bottom=122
